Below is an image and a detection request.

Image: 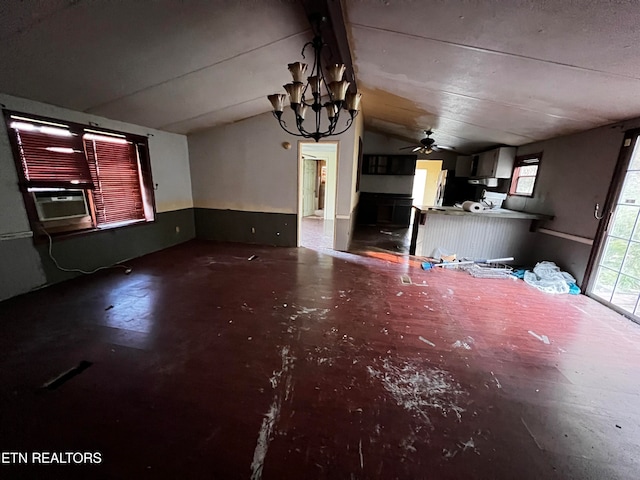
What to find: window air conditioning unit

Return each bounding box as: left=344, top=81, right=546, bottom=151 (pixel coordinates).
left=32, top=189, right=89, bottom=222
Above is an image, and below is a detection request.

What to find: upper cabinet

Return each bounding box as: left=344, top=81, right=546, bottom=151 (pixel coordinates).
left=455, top=155, right=473, bottom=177
left=362, top=154, right=417, bottom=175
left=476, top=147, right=516, bottom=178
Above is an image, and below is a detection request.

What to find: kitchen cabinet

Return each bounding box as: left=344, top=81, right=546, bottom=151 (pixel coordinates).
left=455, top=155, right=473, bottom=177
left=476, top=147, right=516, bottom=178
left=357, top=193, right=413, bottom=226
left=362, top=155, right=417, bottom=175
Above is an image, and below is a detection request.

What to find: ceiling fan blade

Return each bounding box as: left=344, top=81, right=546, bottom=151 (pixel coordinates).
left=412, top=147, right=422, bottom=152
left=399, top=146, right=418, bottom=150
left=433, top=145, right=456, bottom=152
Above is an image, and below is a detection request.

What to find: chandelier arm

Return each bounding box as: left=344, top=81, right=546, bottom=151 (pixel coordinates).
left=330, top=113, right=356, bottom=136
left=315, top=99, right=322, bottom=139
left=273, top=113, right=306, bottom=137
left=291, top=115, right=324, bottom=140
left=268, top=14, right=358, bottom=142
left=301, top=40, right=314, bottom=59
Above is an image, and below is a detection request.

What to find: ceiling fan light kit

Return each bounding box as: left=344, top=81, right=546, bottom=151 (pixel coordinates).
left=400, top=130, right=453, bottom=155
left=267, top=14, right=362, bottom=142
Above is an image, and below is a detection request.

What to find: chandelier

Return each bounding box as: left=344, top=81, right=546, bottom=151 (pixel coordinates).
left=267, top=14, right=362, bottom=142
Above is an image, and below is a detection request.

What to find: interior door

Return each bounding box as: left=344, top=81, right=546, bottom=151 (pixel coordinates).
left=302, top=159, right=316, bottom=217
left=590, top=131, right=640, bottom=319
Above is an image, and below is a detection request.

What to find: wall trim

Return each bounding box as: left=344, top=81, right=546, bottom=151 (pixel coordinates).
left=537, top=228, right=594, bottom=245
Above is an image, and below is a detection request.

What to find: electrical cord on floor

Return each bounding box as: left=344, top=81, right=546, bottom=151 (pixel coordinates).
left=42, top=227, right=133, bottom=275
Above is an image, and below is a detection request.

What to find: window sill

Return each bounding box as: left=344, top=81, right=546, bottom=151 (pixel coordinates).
left=35, top=218, right=154, bottom=244
left=508, top=193, right=535, bottom=198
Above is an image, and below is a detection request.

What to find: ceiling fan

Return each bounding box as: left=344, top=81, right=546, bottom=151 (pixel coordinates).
left=400, top=130, right=454, bottom=155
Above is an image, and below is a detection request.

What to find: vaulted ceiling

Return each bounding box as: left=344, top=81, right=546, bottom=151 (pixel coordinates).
left=2, top=1, right=640, bottom=154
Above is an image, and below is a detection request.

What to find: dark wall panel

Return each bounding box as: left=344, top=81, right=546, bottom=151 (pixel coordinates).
left=194, top=208, right=297, bottom=247
left=0, top=236, right=47, bottom=301
left=36, top=208, right=195, bottom=284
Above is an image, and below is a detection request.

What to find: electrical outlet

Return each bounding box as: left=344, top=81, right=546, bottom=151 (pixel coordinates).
left=251, top=227, right=255, bottom=234
left=175, top=226, right=180, bottom=233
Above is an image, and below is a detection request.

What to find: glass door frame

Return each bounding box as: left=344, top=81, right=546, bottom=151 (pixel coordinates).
left=584, top=127, right=640, bottom=322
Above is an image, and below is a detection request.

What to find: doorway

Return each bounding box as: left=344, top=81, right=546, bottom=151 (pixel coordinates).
left=590, top=130, right=640, bottom=320
left=413, top=160, right=444, bottom=206
left=298, top=141, right=338, bottom=250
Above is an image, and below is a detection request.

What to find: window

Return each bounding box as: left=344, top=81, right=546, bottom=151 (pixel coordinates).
left=4, top=111, right=155, bottom=235
left=509, top=153, right=541, bottom=197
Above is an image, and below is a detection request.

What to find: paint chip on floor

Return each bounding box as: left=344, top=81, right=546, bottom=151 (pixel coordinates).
left=528, top=330, right=550, bottom=344
left=418, top=336, right=436, bottom=347
left=367, top=357, right=467, bottom=424
left=452, top=337, right=474, bottom=350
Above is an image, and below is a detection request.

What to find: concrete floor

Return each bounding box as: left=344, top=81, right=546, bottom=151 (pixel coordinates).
left=1, top=239, right=639, bottom=479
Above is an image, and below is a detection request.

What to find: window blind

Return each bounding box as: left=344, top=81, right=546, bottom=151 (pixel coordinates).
left=11, top=123, right=94, bottom=189
left=84, top=137, right=145, bottom=226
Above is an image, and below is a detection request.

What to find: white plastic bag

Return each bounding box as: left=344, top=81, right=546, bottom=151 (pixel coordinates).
left=523, top=261, right=574, bottom=294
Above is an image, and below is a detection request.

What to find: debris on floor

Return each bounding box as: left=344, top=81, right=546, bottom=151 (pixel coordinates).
left=464, top=262, right=513, bottom=279
left=418, top=336, right=436, bottom=347
left=528, top=330, right=551, bottom=345
left=521, top=261, right=580, bottom=294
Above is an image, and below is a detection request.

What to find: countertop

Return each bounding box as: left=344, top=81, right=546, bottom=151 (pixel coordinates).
left=413, top=205, right=552, bottom=220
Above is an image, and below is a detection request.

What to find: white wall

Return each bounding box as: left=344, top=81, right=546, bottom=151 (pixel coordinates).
left=188, top=110, right=298, bottom=214
left=188, top=108, right=362, bottom=250
left=324, top=149, right=337, bottom=221
left=0, top=93, right=193, bottom=301
left=338, top=112, right=363, bottom=250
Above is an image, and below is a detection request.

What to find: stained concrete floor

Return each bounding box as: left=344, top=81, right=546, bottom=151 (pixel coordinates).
left=1, top=240, right=639, bottom=479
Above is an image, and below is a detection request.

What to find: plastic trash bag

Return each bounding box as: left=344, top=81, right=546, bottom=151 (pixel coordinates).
left=523, top=261, right=576, bottom=294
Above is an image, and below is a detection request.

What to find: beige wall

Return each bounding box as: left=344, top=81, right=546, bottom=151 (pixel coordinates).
left=416, top=160, right=443, bottom=205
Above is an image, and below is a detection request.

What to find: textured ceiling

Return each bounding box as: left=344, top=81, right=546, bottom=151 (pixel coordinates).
left=2, top=1, right=640, bottom=153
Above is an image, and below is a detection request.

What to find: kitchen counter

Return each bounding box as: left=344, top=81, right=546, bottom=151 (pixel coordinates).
left=413, top=205, right=552, bottom=220
left=410, top=205, right=551, bottom=258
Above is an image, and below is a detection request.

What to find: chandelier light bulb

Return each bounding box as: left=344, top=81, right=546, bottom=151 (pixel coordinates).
left=288, top=62, right=308, bottom=83
left=345, top=92, right=362, bottom=112
left=325, top=102, right=337, bottom=120
left=307, top=76, right=321, bottom=95
left=283, top=82, right=304, bottom=105
left=328, top=80, right=350, bottom=102
left=297, top=104, right=308, bottom=121
left=268, top=94, right=287, bottom=113
left=326, top=64, right=346, bottom=83
left=266, top=14, right=360, bottom=141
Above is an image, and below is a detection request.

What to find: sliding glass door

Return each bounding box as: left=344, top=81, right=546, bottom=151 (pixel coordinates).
left=591, top=133, right=640, bottom=318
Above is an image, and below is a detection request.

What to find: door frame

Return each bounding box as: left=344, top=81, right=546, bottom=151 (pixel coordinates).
left=583, top=128, right=640, bottom=298
left=297, top=140, right=339, bottom=248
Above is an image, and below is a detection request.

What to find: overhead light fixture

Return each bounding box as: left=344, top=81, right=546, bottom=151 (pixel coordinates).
left=268, top=14, right=362, bottom=142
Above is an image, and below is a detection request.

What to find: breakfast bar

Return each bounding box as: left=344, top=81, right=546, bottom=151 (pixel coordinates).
left=410, top=206, right=552, bottom=259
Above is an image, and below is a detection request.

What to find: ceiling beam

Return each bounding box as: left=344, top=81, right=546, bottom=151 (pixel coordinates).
left=300, top=0, right=357, bottom=91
